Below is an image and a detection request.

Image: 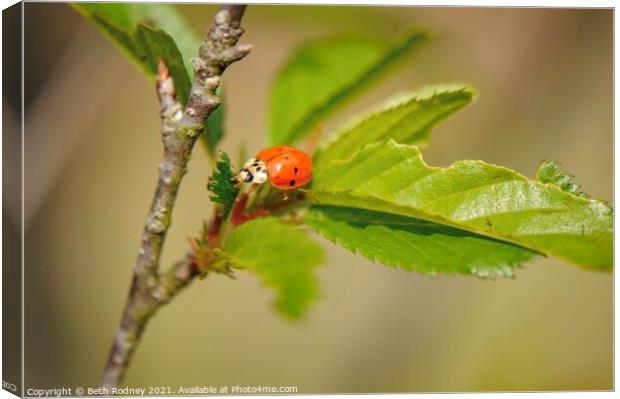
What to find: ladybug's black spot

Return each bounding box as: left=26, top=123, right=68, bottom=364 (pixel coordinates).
left=294, top=167, right=299, bottom=174
left=284, top=156, right=289, bottom=160
left=289, top=180, right=296, bottom=187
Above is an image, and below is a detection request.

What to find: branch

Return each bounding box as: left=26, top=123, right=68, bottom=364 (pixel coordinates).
left=101, top=5, right=249, bottom=389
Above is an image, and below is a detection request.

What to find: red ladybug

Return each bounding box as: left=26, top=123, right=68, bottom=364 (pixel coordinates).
left=233, top=146, right=313, bottom=190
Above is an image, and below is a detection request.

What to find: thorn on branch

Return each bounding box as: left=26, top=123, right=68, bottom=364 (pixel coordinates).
left=221, top=44, right=253, bottom=64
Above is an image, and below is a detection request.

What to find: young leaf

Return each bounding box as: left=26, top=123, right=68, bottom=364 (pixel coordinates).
left=537, top=160, right=588, bottom=198
left=223, top=217, right=324, bottom=318
left=313, top=84, right=476, bottom=169
left=73, top=3, right=227, bottom=155
left=72, top=3, right=199, bottom=78
left=207, top=152, right=239, bottom=218
left=311, top=140, right=612, bottom=271
left=305, top=206, right=537, bottom=278
left=72, top=5, right=192, bottom=106
left=269, top=30, right=427, bottom=145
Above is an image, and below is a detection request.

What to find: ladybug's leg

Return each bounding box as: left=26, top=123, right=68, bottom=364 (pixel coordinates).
left=247, top=183, right=260, bottom=195
left=235, top=183, right=259, bottom=203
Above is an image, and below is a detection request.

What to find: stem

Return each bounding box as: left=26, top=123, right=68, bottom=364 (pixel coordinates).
left=100, top=5, right=249, bottom=389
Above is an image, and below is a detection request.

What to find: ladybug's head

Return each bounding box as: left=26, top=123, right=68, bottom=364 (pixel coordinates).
left=231, top=158, right=268, bottom=187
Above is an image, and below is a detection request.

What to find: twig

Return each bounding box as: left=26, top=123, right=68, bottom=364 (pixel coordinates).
left=100, top=5, right=249, bottom=389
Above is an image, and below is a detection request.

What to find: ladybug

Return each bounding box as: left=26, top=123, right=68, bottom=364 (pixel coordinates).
left=233, top=146, right=313, bottom=191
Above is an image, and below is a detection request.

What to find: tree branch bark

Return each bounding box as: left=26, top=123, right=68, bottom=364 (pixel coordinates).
left=100, top=5, right=249, bottom=389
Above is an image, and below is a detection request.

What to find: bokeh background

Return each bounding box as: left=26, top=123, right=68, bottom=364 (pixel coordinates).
left=13, top=3, right=612, bottom=393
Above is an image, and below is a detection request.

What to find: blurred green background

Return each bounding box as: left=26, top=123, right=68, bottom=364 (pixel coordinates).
left=17, top=3, right=612, bottom=393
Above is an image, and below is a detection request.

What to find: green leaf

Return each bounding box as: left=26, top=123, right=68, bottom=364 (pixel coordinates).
left=313, top=84, right=476, bottom=169
left=72, top=3, right=199, bottom=76
left=306, top=206, right=537, bottom=278
left=269, top=30, right=427, bottom=145
left=311, top=140, right=612, bottom=271
left=207, top=152, right=239, bottom=218
left=537, top=160, right=588, bottom=198
left=72, top=3, right=198, bottom=106
left=224, top=217, right=324, bottom=318
left=73, top=3, right=228, bottom=155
